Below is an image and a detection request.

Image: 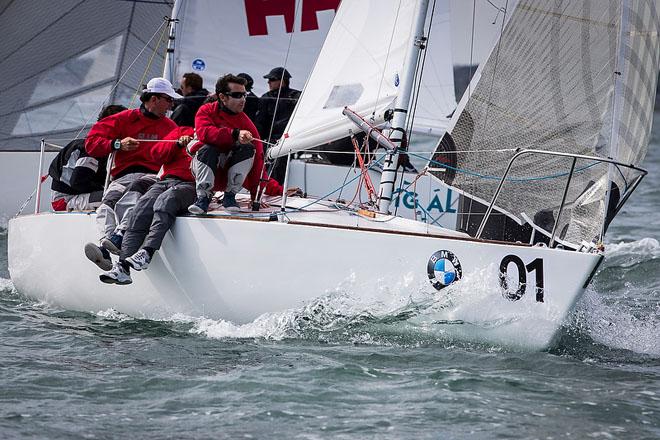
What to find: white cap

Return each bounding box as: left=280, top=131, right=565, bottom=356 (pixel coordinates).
left=142, top=77, right=182, bottom=99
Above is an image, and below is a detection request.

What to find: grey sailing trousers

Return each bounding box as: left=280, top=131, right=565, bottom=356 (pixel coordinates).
left=119, top=178, right=196, bottom=261
left=95, top=173, right=158, bottom=240
left=190, top=143, right=255, bottom=199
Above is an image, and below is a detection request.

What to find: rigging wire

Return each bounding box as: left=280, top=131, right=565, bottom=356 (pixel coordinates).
left=481, top=0, right=509, bottom=131
left=372, top=1, right=404, bottom=118
left=72, top=17, right=170, bottom=141
left=253, top=0, right=302, bottom=211
left=129, top=18, right=171, bottom=107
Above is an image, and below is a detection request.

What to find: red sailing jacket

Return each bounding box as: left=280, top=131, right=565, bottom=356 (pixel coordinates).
left=85, top=108, right=177, bottom=178
left=192, top=101, right=282, bottom=197
left=150, top=126, right=194, bottom=182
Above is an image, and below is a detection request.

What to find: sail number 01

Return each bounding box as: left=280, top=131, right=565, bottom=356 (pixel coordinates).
left=498, top=255, right=544, bottom=302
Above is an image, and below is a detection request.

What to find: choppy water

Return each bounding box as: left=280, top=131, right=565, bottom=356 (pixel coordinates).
left=1, top=115, right=659, bottom=439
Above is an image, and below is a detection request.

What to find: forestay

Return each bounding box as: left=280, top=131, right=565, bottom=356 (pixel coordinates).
left=268, top=0, right=456, bottom=159
left=430, top=0, right=659, bottom=246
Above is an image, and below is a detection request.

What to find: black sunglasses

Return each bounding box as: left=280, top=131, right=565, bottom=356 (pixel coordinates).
left=223, top=91, right=247, bottom=99
left=156, top=94, right=174, bottom=103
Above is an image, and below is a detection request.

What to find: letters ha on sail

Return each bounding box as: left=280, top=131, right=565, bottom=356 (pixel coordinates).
left=7, top=0, right=659, bottom=351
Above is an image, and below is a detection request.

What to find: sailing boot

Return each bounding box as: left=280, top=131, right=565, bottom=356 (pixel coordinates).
left=84, top=242, right=113, bottom=271
left=188, top=196, right=210, bottom=215
left=101, top=232, right=123, bottom=256
left=222, top=192, right=240, bottom=212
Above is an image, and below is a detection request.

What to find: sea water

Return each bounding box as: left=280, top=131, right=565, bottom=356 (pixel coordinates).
left=1, top=116, right=658, bottom=439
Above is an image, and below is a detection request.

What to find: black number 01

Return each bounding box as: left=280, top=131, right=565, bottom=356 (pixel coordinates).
left=499, top=255, right=545, bottom=302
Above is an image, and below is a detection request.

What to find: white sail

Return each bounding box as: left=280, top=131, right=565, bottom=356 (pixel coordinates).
left=268, top=0, right=455, bottom=159
left=430, top=0, right=659, bottom=245
left=169, top=0, right=338, bottom=95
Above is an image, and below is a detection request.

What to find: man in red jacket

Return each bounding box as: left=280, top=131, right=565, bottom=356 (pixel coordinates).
left=83, top=77, right=179, bottom=271
left=100, top=126, right=196, bottom=284
left=187, top=74, right=284, bottom=214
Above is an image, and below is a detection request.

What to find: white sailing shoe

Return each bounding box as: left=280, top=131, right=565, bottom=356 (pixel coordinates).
left=99, top=262, right=132, bottom=285
left=126, top=249, right=151, bottom=271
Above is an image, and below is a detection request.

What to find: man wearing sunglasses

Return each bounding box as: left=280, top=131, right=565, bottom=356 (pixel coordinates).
left=187, top=74, right=285, bottom=214
left=83, top=77, right=180, bottom=271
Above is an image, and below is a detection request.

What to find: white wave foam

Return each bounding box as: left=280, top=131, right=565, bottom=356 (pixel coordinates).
left=606, top=237, right=660, bottom=259
left=0, top=277, right=16, bottom=294
left=574, top=288, right=660, bottom=356
left=95, top=309, right=134, bottom=321
left=186, top=264, right=564, bottom=350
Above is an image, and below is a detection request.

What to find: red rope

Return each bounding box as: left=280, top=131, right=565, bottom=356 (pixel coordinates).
left=351, top=136, right=376, bottom=203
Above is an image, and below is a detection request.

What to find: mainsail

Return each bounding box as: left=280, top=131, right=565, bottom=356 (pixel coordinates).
left=0, top=0, right=173, bottom=152
left=268, top=0, right=456, bottom=159
left=430, top=0, right=659, bottom=245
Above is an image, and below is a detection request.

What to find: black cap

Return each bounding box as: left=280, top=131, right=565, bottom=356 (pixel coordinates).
left=263, top=67, right=291, bottom=80
left=237, top=73, right=254, bottom=91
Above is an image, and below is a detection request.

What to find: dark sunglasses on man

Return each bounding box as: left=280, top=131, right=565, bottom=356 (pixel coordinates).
left=157, top=94, right=174, bottom=103
left=223, top=91, right=247, bottom=99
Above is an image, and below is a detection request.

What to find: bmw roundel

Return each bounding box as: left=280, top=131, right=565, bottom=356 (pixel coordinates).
left=427, top=250, right=462, bottom=290
left=191, top=58, right=206, bottom=71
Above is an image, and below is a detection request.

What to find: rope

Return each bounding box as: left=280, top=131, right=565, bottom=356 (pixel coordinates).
left=293, top=154, right=388, bottom=212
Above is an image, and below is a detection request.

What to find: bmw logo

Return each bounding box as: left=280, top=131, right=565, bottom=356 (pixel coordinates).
left=191, top=58, right=206, bottom=71
left=427, top=250, right=462, bottom=290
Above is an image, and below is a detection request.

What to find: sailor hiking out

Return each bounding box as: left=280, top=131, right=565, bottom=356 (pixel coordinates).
left=83, top=77, right=179, bottom=271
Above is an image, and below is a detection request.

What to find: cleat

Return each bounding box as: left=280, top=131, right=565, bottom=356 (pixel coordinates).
left=99, top=262, right=132, bottom=285
left=126, top=249, right=151, bottom=271
left=222, top=192, right=240, bottom=212
left=101, top=233, right=123, bottom=255
left=84, top=242, right=113, bottom=271
left=188, top=196, right=210, bottom=215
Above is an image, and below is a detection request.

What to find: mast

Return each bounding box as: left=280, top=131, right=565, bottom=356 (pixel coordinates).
left=163, top=0, right=183, bottom=83
left=377, top=0, right=430, bottom=214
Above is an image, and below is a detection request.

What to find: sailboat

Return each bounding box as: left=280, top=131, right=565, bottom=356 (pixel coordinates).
left=8, top=0, right=660, bottom=350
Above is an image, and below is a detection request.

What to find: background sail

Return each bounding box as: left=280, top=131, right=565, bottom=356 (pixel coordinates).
left=269, top=0, right=456, bottom=159
left=169, top=0, right=338, bottom=96
left=0, top=0, right=173, bottom=152
left=430, top=0, right=659, bottom=245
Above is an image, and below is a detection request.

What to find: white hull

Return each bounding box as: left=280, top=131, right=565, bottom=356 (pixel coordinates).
left=8, top=207, right=601, bottom=350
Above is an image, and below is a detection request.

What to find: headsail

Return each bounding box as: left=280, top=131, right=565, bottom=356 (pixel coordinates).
left=430, top=0, right=659, bottom=245
left=268, top=0, right=455, bottom=159
left=0, top=0, right=173, bottom=152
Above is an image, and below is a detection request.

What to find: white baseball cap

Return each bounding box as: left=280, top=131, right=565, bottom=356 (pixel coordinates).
left=142, top=77, right=182, bottom=99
